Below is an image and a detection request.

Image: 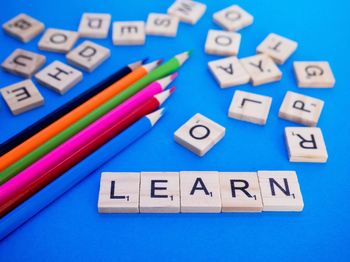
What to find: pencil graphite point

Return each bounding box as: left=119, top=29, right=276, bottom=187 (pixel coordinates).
left=141, top=57, right=149, bottom=64
left=128, top=59, right=145, bottom=70
left=154, top=88, right=175, bottom=105
left=147, top=108, right=165, bottom=126
left=175, top=51, right=192, bottom=66
left=169, top=86, right=176, bottom=93
left=156, top=73, right=178, bottom=90
left=143, top=59, right=162, bottom=72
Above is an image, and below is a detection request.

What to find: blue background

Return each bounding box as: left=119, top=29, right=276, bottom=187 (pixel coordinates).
left=0, top=0, right=349, bottom=261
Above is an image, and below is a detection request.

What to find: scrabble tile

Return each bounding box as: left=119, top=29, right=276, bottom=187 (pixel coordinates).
left=205, top=29, right=241, bottom=56
left=66, top=41, right=110, bottom=72
left=140, top=172, right=180, bottom=213
left=2, top=13, right=44, bottom=43
left=35, top=61, right=82, bottom=95
left=1, top=79, right=44, bottom=115
left=113, top=21, right=145, bottom=45
left=294, top=61, right=335, bottom=88
left=98, top=172, right=140, bottom=213
left=180, top=171, right=221, bottom=213
left=228, top=90, right=272, bottom=125
left=220, top=172, right=263, bottom=212
left=174, top=113, right=225, bottom=157
left=240, top=54, right=282, bottom=86
left=78, top=13, right=111, bottom=38
left=285, top=127, right=328, bottom=163
left=146, top=13, right=179, bottom=37
left=38, top=28, right=79, bottom=53
left=167, top=0, right=206, bottom=25
left=213, top=5, right=253, bottom=31
left=208, top=56, right=250, bottom=88
left=1, top=48, right=46, bottom=78
left=279, top=91, right=324, bottom=127
left=256, top=33, right=298, bottom=64
left=258, top=171, right=304, bottom=212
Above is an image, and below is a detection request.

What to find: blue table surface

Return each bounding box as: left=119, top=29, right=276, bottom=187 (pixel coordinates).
left=0, top=0, right=349, bottom=261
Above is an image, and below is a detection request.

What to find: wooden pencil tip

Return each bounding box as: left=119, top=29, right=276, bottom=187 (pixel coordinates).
left=147, top=108, right=165, bottom=126
left=169, top=86, right=176, bottom=93
left=142, top=57, right=149, bottom=64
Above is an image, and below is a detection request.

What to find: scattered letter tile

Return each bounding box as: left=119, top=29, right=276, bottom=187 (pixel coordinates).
left=258, top=170, right=304, bottom=212
left=1, top=79, right=44, bottom=115
left=256, top=33, right=298, bottom=64
left=146, top=13, right=179, bottom=37
left=208, top=56, right=250, bottom=88
left=294, top=61, right=335, bottom=88
left=66, top=40, right=110, bottom=72
left=113, top=21, right=145, bottom=45
left=140, top=172, right=180, bottom=213
left=228, top=90, right=272, bottom=125
left=174, top=113, right=225, bottom=156
left=1, top=48, right=46, bottom=78
left=213, top=5, right=253, bottom=31
left=38, top=28, right=79, bottom=53
left=279, top=91, right=324, bottom=127
left=78, top=13, right=111, bottom=39
left=98, top=172, right=140, bottom=213
left=285, top=127, right=328, bottom=163
left=167, top=0, right=206, bottom=25
left=180, top=171, right=222, bottom=213
left=205, top=29, right=241, bottom=56
left=35, top=60, right=82, bottom=95
left=240, top=54, right=282, bottom=86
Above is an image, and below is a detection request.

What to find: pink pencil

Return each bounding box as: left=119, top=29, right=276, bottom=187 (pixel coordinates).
left=0, top=73, right=177, bottom=205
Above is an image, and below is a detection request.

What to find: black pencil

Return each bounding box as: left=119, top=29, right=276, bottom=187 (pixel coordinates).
left=0, top=58, right=147, bottom=156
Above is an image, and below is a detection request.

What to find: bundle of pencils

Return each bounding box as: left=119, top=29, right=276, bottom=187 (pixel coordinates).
left=0, top=51, right=191, bottom=238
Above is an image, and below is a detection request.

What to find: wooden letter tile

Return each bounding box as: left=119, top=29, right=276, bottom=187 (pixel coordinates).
left=78, top=13, right=111, bottom=39
left=98, top=172, right=140, bottom=213
left=256, top=33, right=298, bottom=64
left=174, top=113, right=225, bottom=156
left=167, top=0, right=206, bottom=25
left=146, top=13, right=179, bottom=37
left=38, top=28, right=79, bottom=53
left=220, top=172, right=263, bottom=212
left=240, top=54, right=282, bottom=86
left=205, top=29, right=241, bottom=56
left=1, top=48, right=46, bottom=78
left=66, top=40, right=110, bottom=72
left=180, top=171, right=221, bottom=213
left=2, top=13, right=44, bottom=43
left=228, top=90, right=272, bottom=125
left=279, top=91, right=324, bottom=127
left=113, top=21, right=145, bottom=45
left=208, top=56, right=250, bottom=88
left=285, top=127, right=328, bottom=163
left=1, top=79, right=44, bottom=115
left=213, top=5, right=253, bottom=31
left=140, top=172, right=180, bottom=213
left=35, top=60, right=82, bottom=95
left=258, top=171, right=304, bottom=212
left=294, top=61, right=335, bottom=88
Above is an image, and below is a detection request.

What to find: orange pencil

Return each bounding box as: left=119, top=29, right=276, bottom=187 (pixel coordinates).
left=0, top=60, right=161, bottom=172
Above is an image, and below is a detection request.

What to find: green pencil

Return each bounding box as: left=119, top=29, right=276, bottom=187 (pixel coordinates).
left=0, top=51, right=191, bottom=183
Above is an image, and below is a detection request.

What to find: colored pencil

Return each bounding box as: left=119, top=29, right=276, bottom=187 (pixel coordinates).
left=0, top=59, right=146, bottom=157
left=0, top=51, right=191, bottom=183
left=0, top=89, right=173, bottom=217
left=0, top=109, right=165, bottom=240
left=0, top=59, right=161, bottom=180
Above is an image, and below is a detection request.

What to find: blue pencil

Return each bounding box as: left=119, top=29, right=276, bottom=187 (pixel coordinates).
left=0, top=108, right=165, bottom=240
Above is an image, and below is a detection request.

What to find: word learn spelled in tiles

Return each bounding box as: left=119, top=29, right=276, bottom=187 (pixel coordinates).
left=146, top=13, right=179, bottom=37
left=229, top=90, right=272, bottom=125
left=38, top=28, right=79, bottom=53
left=66, top=40, right=110, bottom=72
left=208, top=56, right=250, bottom=88
left=35, top=60, right=83, bottom=95
left=113, top=21, right=145, bottom=46
left=1, top=79, right=44, bottom=115
left=174, top=113, right=225, bottom=156
left=279, top=91, right=324, bottom=127
left=2, top=13, right=44, bottom=43
left=205, top=29, right=241, bottom=56
left=78, top=13, right=111, bottom=39
left=285, top=127, right=328, bottom=163
left=167, top=0, right=207, bottom=25
left=98, top=171, right=304, bottom=213
left=294, top=61, right=335, bottom=88
left=213, top=5, right=253, bottom=32
left=1, top=48, right=46, bottom=78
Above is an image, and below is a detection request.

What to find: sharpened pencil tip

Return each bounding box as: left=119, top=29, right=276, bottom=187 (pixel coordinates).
left=144, top=59, right=162, bottom=72
left=157, top=59, right=163, bottom=65
left=147, top=108, right=165, bottom=126
left=156, top=73, right=177, bottom=90
left=175, top=51, right=191, bottom=66
left=171, top=72, right=178, bottom=80
left=187, top=50, right=193, bottom=56
left=142, top=57, right=149, bottom=64
left=154, top=88, right=174, bottom=106
left=169, top=86, right=176, bottom=93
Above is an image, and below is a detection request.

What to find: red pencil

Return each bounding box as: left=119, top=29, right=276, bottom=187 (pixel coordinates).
left=0, top=88, right=175, bottom=217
